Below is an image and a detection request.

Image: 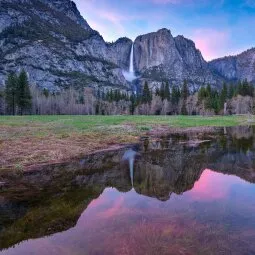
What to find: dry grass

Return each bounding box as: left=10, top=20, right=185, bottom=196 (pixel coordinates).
left=0, top=131, right=137, bottom=170
left=0, top=115, right=250, bottom=170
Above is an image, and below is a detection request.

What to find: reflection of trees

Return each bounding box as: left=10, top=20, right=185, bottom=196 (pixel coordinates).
left=1, top=126, right=255, bottom=250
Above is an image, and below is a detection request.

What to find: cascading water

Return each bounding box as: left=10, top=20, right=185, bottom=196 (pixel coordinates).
left=129, top=44, right=134, bottom=73
left=123, top=43, right=136, bottom=82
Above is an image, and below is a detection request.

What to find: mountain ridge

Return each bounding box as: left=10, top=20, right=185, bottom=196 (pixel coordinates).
left=209, top=47, right=255, bottom=82
left=0, top=0, right=254, bottom=92
left=0, top=0, right=132, bottom=90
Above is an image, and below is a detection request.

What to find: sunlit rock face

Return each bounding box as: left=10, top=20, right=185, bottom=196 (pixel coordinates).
left=133, top=28, right=220, bottom=89
left=209, top=48, right=255, bottom=83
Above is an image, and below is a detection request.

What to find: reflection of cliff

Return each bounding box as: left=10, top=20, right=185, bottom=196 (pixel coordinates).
left=0, top=148, right=132, bottom=250
left=1, top=127, right=255, bottom=250
left=209, top=151, right=255, bottom=183
left=134, top=147, right=208, bottom=201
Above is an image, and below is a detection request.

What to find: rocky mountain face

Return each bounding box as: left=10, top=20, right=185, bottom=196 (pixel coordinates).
left=209, top=48, right=255, bottom=83
left=0, top=0, right=254, bottom=92
left=0, top=0, right=132, bottom=91
left=133, top=29, right=221, bottom=90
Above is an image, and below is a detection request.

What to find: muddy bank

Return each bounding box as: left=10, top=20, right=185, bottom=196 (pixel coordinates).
left=1, top=125, right=254, bottom=173
left=0, top=126, right=214, bottom=171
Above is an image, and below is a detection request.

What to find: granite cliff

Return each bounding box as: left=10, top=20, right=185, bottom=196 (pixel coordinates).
left=134, top=29, right=220, bottom=89
left=0, top=0, right=254, bottom=92
left=209, top=48, right=255, bottom=83
left=0, top=0, right=132, bottom=91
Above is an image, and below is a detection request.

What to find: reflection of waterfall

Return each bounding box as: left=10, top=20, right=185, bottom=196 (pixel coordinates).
left=123, top=43, right=136, bottom=82
left=122, top=149, right=136, bottom=187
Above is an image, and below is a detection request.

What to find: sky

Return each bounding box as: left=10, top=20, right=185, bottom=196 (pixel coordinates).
left=74, top=0, right=255, bottom=61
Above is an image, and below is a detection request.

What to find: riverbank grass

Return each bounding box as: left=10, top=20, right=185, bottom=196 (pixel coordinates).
left=0, top=115, right=251, bottom=170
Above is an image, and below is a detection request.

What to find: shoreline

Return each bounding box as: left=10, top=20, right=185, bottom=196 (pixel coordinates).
left=0, top=115, right=251, bottom=171
left=6, top=126, right=218, bottom=172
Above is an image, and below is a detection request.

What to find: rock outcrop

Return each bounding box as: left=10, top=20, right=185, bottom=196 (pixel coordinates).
left=133, top=29, right=221, bottom=90
left=209, top=48, right=255, bottom=83
left=0, top=0, right=254, bottom=92
left=0, top=0, right=132, bottom=90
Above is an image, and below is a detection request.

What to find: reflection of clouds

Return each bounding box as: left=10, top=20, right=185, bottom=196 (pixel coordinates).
left=3, top=131, right=255, bottom=254
left=97, top=196, right=125, bottom=219
left=188, top=169, right=246, bottom=201
left=3, top=170, right=255, bottom=255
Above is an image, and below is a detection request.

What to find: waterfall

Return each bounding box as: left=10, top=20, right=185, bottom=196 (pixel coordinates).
left=129, top=44, right=134, bottom=73
left=123, top=43, right=136, bottom=82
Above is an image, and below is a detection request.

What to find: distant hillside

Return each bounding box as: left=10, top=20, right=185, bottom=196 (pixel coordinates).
left=209, top=48, right=255, bottom=83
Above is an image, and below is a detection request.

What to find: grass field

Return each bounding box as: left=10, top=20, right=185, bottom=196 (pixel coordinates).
left=0, top=115, right=252, bottom=170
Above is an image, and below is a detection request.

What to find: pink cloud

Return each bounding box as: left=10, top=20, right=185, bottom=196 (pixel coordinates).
left=191, top=28, right=230, bottom=60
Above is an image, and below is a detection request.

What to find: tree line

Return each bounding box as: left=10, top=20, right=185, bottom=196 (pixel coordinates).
left=4, top=70, right=32, bottom=115
left=198, top=80, right=254, bottom=114
left=0, top=70, right=254, bottom=115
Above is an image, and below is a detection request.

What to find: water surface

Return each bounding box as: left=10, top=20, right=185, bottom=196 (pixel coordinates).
left=1, top=126, right=255, bottom=254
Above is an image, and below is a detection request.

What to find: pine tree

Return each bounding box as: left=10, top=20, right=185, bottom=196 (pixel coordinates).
left=180, top=80, right=189, bottom=115
left=142, top=81, right=151, bottom=104
left=164, top=81, right=171, bottom=101
left=114, top=89, right=118, bottom=101
left=171, top=85, right=180, bottom=105
left=237, top=81, right=243, bottom=96
left=242, top=79, right=249, bottom=96
left=181, top=103, right=188, bottom=115
left=130, top=93, right=136, bottom=115
left=109, top=90, right=113, bottom=102
left=198, top=87, right=202, bottom=100
left=228, top=83, right=234, bottom=99
left=159, top=82, right=164, bottom=100
left=16, top=70, right=32, bottom=115
left=181, top=80, right=189, bottom=100
left=210, top=90, right=220, bottom=113
left=206, top=84, right=211, bottom=97
left=5, top=73, right=18, bottom=115
left=198, top=86, right=206, bottom=100
left=155, top=87, right=160, bottom=97
left=219, top=82, right=228, bottom=108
